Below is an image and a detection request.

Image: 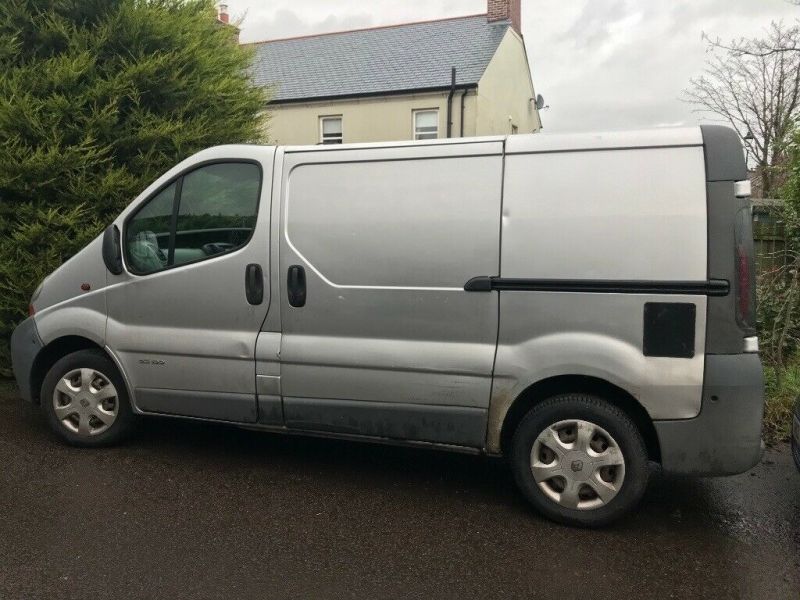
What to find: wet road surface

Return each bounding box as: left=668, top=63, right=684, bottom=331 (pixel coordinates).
left=1, top=385, right=798, bottom=599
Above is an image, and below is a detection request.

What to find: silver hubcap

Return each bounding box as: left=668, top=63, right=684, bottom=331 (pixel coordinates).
left=52, top=368, right=119, bottom=436
left=531, top=419, right=625, bottom=511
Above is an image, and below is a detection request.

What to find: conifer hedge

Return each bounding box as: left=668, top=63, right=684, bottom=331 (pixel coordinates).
left=0, top=0, right=269, bottom=375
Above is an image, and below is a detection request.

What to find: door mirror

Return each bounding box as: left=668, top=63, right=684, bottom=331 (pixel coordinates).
left=102, top=225, right=124, bottom=275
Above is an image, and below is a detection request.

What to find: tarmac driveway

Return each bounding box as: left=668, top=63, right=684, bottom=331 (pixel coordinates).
left=1, top=381, right=798, bottom=599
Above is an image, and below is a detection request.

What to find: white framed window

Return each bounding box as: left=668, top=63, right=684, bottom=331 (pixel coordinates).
left=413, top=109, right=439, bottom=140
left=320, top=116, right=343, bottom=144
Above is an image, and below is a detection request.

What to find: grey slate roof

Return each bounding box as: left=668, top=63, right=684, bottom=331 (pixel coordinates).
left=249, top=15, right=510, bottom=103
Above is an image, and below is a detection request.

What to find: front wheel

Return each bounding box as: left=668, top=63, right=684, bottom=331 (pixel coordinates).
left=41, top=349, right=136, bottom=447
left=510, top=393, right=649, bottom=527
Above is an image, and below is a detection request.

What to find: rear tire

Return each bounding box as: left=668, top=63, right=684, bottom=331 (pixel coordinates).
left=510, top=393, right=649, bottom=527
left=41, top=349, right=136, bottom=447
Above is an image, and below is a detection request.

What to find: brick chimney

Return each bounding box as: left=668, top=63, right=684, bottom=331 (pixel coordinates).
left=218, top=3, right=229, bottom=24
left=487, top=0, right=521, bottom=35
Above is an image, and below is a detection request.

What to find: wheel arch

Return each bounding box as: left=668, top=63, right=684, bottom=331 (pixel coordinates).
left=498, top=375, right=661, bottom=463
left=30, top=336, right=108, bottom=404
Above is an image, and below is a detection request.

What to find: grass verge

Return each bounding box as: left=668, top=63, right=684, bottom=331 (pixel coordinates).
left=763, top=363, right=799, bottom=446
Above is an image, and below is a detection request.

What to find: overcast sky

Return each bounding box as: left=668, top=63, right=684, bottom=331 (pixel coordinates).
left=225, top=0, right=799, bottom=132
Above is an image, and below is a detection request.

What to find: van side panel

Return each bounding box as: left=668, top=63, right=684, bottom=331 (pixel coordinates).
left=277, top=142, right=503, bottom=447
left=500, top=145, right=708, bottom=280
left=489, top=132, right=709, bottom=453
left=33, top=235, right=109, bottom=350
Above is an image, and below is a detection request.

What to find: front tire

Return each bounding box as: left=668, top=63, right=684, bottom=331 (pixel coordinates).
left=510, top=393, right=649, bottom=527
left=41, top=349, right=136, bottom=447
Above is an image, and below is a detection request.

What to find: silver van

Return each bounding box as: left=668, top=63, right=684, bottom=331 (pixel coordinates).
left=11, top=126, right=763, bottom=526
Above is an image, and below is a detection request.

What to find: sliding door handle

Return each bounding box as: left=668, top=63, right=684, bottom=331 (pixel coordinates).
left=464, top=276, right=494, bottom=292
left=287, top=265, right=307, bottom=307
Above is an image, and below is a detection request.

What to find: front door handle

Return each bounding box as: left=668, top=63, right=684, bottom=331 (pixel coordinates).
left=287, top=265, right=306, bottom=307
left=245, top=263, right=264, bottom=305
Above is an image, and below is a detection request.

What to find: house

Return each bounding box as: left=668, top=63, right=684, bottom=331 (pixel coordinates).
left=241, top=0, right=542, bottom=145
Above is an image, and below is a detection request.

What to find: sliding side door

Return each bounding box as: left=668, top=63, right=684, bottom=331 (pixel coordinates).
left=277, top=141, right=503, bottom=447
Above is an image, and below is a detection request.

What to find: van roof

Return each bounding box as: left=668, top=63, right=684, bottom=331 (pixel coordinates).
left=276, top=127, right=704, bottom=154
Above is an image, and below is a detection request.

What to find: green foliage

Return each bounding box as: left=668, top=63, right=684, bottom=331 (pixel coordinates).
left=757, top=268, right=800, bottom=365
left=757, top=128, right=800, bottom=368
left=784, top=128, right=800, bottom=223
left=0, top=0, right=269, bottom=375
left=758, top=278, right=791, bottom=357
left=757, top=126, right=800, bottom=443
left=763, top=362, right=800, bottom=446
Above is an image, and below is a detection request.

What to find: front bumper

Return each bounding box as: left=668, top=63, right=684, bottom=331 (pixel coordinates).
left=654, top=353, right=764, bottom=476
left=10, top=317, right=43, bottom=403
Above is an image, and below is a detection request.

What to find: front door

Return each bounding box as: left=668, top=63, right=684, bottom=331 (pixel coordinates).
left=106, top=149, right=274, bottom=422
left=278, top=141, right=503, bottom=447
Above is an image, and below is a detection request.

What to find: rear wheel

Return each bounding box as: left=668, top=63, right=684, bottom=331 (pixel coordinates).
left=510, top=393, right=649, bottom=527
left=41, top=349, right=136, bottom=447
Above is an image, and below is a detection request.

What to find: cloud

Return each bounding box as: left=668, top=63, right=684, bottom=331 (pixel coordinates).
left=235, top=0, right=486, bottom=42
left=227, top=0, right=800, bottom=132
left=529, top=0, right=799, bottom=131
left=240, top=8, right=374, bottom=42
left=562, top=0, right=630, bottom=50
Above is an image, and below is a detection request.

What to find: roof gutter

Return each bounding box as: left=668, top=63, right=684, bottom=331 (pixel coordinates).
left=268, top=83, right=478, bottom=106
left=446, top=66, right=456, bottom=138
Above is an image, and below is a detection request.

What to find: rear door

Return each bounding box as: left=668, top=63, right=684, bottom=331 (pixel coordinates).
left=277, top=140, right=503, bottom=447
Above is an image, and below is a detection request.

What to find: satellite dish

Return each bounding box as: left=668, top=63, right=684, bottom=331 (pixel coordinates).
left=535, top=94, right=546, bottom=110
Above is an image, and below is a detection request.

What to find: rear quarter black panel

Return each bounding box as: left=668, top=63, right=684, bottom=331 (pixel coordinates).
left=701, top=125, right=754, bottom=353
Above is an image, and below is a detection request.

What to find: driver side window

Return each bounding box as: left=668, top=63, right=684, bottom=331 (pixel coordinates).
left=125, top=162, right=261, bottom=275
left=126, top=183, right=175, bottom=275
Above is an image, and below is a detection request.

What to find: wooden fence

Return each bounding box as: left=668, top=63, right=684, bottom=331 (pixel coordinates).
left=753, top=200, right=786, bottom=276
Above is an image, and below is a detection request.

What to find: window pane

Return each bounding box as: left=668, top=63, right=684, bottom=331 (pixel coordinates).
left=322, top=118, right=342, bottom=135
left=414, top=111, right=438, bottom=140
left=126, top=183, right=175, bottom=274
left=174, top=163, right=261, bottom=266
left=321, top=117, right=343, bottom=144
left=415, top=111, right=438, bottom=129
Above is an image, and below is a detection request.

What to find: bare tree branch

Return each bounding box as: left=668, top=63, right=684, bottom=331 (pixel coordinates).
left=702, top=10, right=800, bottom=58
left=682, top=22, right=800, bottom=196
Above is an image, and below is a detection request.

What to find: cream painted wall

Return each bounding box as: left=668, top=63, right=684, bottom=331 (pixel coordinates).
left=264, top=28, right=540, bottom=145
left=267, top=91, right=479, bottom=145
left=475, top=29, right=541, bottom=136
